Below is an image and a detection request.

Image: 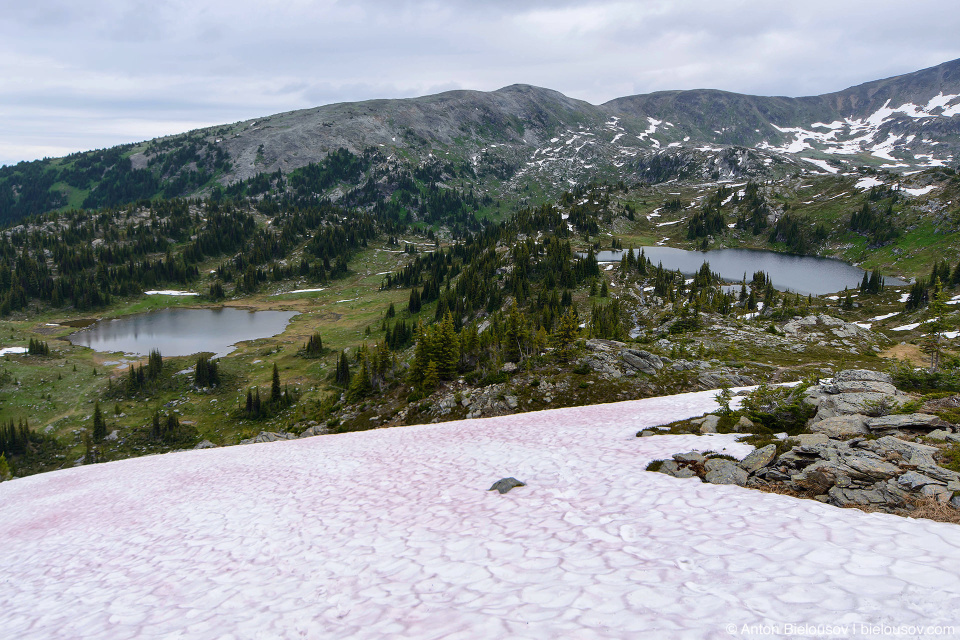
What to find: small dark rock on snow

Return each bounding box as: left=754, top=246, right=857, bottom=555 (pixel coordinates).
left=489, top=477, right=526, bottom=494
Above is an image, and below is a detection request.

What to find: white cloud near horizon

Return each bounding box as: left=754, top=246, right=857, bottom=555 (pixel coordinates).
left=2, top=0, right=958, bottom=166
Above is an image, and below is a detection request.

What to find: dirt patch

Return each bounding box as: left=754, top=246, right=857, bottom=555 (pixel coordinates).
left=879, top=343, right=927, bottom=366
left=58, top=318, right=100, bottom=328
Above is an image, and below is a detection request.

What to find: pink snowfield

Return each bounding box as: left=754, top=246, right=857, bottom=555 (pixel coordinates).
left=2, top=391, right=960, bottom=639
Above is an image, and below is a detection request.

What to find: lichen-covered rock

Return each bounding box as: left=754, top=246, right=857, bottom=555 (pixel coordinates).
left=865, top=414, right=949, bottom=432
left=739, top=445, right=777, bottom=474
left=897, top=471, right=943, bottom=491
left=808, top=415, right=869, bottom=437
left=699, top=415, right=720, bottom=434
left=703, top=459, right=748, bottom=486
left=621, top=349, right=663, bottom=374
left=822, top=380, right=899, bottom=395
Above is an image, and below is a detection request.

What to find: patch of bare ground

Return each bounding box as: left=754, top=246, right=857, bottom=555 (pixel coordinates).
left=879, top=343, right=927, bottom=366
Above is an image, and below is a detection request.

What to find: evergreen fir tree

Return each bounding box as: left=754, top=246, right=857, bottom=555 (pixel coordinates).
left=92, top=401, right=106, bottom=441
left=335, top=351, right=351, bottom=386
left=271, top=363, right=282, bottom=403
left=553, top=307, right=580, bottom=361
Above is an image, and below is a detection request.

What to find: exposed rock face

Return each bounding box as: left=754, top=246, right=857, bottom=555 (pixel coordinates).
left=652, top=369, right=960, bottom=516
left=699, top=415, right=720, bottom=434
left=581, top=338, right=752, bottom=388
left=754, top=436, right=958, bottom=511
left=808, top=415, right=869, bottom=438
left=865, top=414, right=950, bottom=432
left=804, top=369, right=909, bottom=422
left=834, top=370, right=893, bottom=384
left=739, top=444, right=777, bottom=473
left=298, top=424, right=329, bottom=438
left=782, top=315, right=873, bottom=343
left=240, top=431, right=298, bottom=445
left=704, top=459, right=749, bottom=485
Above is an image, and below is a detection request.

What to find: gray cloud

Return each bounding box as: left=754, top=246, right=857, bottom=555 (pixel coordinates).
left=2, top=0, right=959, bottom=165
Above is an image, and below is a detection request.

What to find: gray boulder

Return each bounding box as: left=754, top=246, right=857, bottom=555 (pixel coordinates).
left=699, top=415, right=720, bottom=434
left=240, top=431, right=298, bottom=445
left=796, top=433, right=829, bottom=447
left=840, top=454, right=901, bottom=481
left=585, top=338, right=626, bottom=353
left=194, top=439, right=217, bottom=449
left=865, top=414, right=949, bottom=432
left=827, top=486, right=888, bottom=507
left=920, top=484, right=953, bottom=502
left=897, top=471, right=944, bottom=491
left=808, top=415, right=869, bottom=437
left=622, top=349, right=663, bottom=374
left=874, top=436, right=939, bottom=466
left=704, top=459, right=748, bottom=485
left=673, top=451, right=705, bottom=464
left=834, top=369, right=894, bottom=384
left=814, top=392, right=906, bottom=421
left=299, top=424, right=329, bottom=438
left=822, top=380, right=899, bottom=395
left=734, top=416, right=755, bottom=433
left=739, top=444, right=777, bottom=474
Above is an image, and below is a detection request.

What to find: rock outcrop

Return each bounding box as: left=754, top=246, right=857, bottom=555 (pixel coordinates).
left=653, top=369, right=960, bottom=516
left=581, top=339, right=753, bottom=388
left=240, top=431, right=298, bottom=445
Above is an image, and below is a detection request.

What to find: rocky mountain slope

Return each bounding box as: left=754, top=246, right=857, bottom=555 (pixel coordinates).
left=3, top=58, right=960, bottom=225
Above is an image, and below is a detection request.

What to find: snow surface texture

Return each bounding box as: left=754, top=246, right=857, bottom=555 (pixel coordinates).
left=2, top=391, right=960, bottom=639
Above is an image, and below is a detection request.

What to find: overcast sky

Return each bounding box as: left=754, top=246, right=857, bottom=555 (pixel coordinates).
left=2, top=0, right=959, bottom=167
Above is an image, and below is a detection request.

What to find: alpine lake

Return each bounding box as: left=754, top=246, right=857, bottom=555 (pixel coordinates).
left=591, top=246, right=908, bottom=295
left=67, top=307, right=299, bottom=359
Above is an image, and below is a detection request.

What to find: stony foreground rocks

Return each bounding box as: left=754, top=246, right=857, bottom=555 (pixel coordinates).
left=654, top=369, right=960, bottom=515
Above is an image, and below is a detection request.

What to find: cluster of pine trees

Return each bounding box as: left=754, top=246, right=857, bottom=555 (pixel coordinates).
left=0, top=418, right=39, bottom=456
left=905, top=259, right=960, bottom=310
left=119, top=349, right=163, bottom=395
left=27, top=339, right=50, bottom=355
left=194, top=355, right=220, bottom=388
left=241, top=364, right=297, bottom=419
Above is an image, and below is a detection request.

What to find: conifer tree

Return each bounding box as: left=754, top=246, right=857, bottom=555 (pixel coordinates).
left=924, top=277, right=950, bottom=372
left=271, top=363, right=282, bottom=403
left=553, top=307, right=580, bottom=361
left=335, top=350, right=351, bottom=386
left=147, top=349, right=163, bottom=380
left=436, top=313, right=461, bottom=378
left=304, top=332, right=324, bottom=356
left=0, top=452, right=11, bottom=480
left=92, top=401, right=106, bottom=441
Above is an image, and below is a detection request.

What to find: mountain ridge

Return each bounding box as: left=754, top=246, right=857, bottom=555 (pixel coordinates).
left=2, top=58, right=960, bottom=224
